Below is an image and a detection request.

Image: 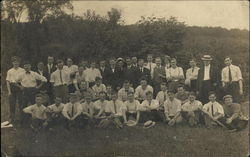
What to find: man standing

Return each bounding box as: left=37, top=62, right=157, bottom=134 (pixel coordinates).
left=106, top=58, right=117, bottom=89
left=6, top=56, right=24, bottom=125
left=135, top=58, right=151, bottom=87
left=118, top=80, right=134, bottom=102
left=99, top=59, right=109, bottom=85
left=36, top=61, right=49, bottom=92
left=166, top=58, right=184, bottom=93
left=197, top=55, right=220, bottom=104
left=84, top=61, right=102, bottom=88
left=50, top=60, right=70, bottom=103
left=15, top=61, right=47, bottom=126
left=185, top=59, right=200, bottom=92
left=131, top=56, right=138, bottom=68
left=145, top=54, right=156, bottom=79
left=221, top=57, right=243, bottom=103
left=44, top=56, right=57, bottom=102
left=124, top=57, right=137, bottom=88
left=152, top=57, right=166, bottom=95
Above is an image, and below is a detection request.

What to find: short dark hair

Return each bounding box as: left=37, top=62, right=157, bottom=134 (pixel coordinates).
left=167, top=90, right=175, bottom=94
left=208, top=91, right=216, bottom=96
left=56, top=59, right=64, bottom=64
left=188, top=91, right=196, bottom=97
left=35, top=94, right=43, bottom=98
left=127, top=91, right=134, bottom=95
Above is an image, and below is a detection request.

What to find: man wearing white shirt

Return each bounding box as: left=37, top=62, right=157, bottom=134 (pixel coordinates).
left=64, top=58, right=79, bottom=93
left=164, top=90, right=182, bottom=126
left=185, top=59, right=200, bottom=92
left=15, top=61, right=47, bottom=126
left=118, top=80, right=134, bottom=102
left=83, top=61, right=102, bottom=87
left=197, top=55, right=220, bottom=104
left=45, top=56, right=57, bottom=103
left=181, top=92, right=203, bottom=126
left=202, top=92, right=224, bottom=128
left=50, top=60, right=70, bottom=103
left=221, top=56, right=243, bottom=103
left=62, top=93, right=84, bottom=129
left=166, top=58, right=184, bottom=93
left=6, top=56, right=24, bottom=125
left=135, top=78, right=153, bottom=103
left=145, top=54, right=156, bottom=79
left=139, top=91, right=163, bottom=123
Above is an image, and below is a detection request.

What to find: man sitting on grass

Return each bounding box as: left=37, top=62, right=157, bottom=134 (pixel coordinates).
left=45, top=97, right=65, bottom=129
left=202, top=92, right=224, bottom=128
left=175, top=85, right=189, bottom=104
left=139, top=91, right=162, bottom=124
left=122, top=91, right=140, bottom=126
left=164, top=90, right=182, bottom=126
left=135, top=78, right=153, bottom=103
left=81, top=93, right=95, bottom=127
left=62, top=93, right=84, bottom=129
left=181, top=92, right=203, bottom=127
left=23, top=94, right=48, bottom=131
left=118, top=80, right=134, bottom=102
left=104, top=92, right=124, bottom=128
left=93, top=91, right=109, bottom=127
left=92, top=77, right=107, bottom=99
left=219, top=95, right=248, bottom=132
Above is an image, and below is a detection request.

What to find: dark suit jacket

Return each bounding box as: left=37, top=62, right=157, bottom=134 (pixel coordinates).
left=44, top=64, right=57, bottom=81
left=197, top=65, right=220, bottom=92
left=105, top=67, right=117, bottom=88
left=124, top=66, right=137, bottom=87
left=114, top=67, right=125, bottom=89
left=135, top=67, right=152, bottom=86
left=35, top=69, right=50, bottom=91
left=99, top=67, right=110, bottom=85
left=153, top=66, right=166, bottom=84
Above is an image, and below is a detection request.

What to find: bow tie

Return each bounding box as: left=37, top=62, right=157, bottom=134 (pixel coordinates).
left=26, top=71, right=31, bottom=74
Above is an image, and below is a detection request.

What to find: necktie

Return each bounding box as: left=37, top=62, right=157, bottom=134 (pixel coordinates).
left=228, top=66, right=232, bottom=82
left=71, top=104, right=74, bottom=117
left=149, top=63, right=152, bottom=72
left=164, top=92, right=167, bottom=101
left=113, top=100, right=117, bottom=113
left=192, top=67, right=194, bottom=73
left=59, top=70, right=63, bottom=85
left=141, top=68, right=143, bottom=72
left=211, top=104, right=214, bottom=117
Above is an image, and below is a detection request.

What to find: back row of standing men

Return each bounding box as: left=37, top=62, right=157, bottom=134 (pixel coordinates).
left=6, top=54, right=243, bottom=126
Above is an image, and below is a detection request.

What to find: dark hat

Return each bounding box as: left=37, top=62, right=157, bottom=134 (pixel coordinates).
left=223, top=95, right=233, bottom=100
left=201, top=55, right=212, bottom=61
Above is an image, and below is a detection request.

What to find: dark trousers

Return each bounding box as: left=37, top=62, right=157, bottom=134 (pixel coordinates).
left=53, top=85, right=69, bottom=103
left=181, top=110, right=201, bottom=126
left=198, top=80, right=214, bottom=104
left=47, top=82, right=54, bottom=104
left=68, top=84, right=76, bottom=93
left=140, top=110, right=164, bottom=123
left=218, top=117, right=248, bottom=131
left=190, top=80, right=197, bottom=92
left=8, top=84, right=22, bottom=123
left=20, top=87, right=38, bottom=126
left=47, top=113, right=64, bottom=128
left=63, top=114, right=88, bottom=129
left=223, top=82, right=240, bottom=103
left=30, top=118, right=46, bottom=129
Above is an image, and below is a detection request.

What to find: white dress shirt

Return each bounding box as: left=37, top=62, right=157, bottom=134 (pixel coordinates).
left=139, top=99, right=159, bottom=111
left=83, top=68, right=102, bottom=83
left=93, top=100, right=109, bottom=112
left=122, top=100, right=140, bottom=113
left=106, top=99, right=124, bottom=116
left=16, top=71, right=47, bottom=88
left=203, top=101, right=224, bottom=117
left=118, top=87, right=135, bottom=102
left=134, top=85, right=154, bottom=101
left=92, top=84, right=107, bottom=96
left=47, top=103, right=64, bottom=113
left=164, top=98, right=182, bottom=117
left=62, top=102, right=83, bottom=118
left=50, top=69, right=70, bottom=86
left=166, top=67, right=184, bottom=81
left=63, top=65, right=78, bottom=75
left=203, top=64, right=211, bottom=81
left=144, top=62, right=156, bottom=78
left=6, top=67, right=25, bottom=83
left=156, top=90, right=169, bottom=106
left=221, top=64, right=243, bottom=82
left=182, top=100, right=202, bottom=112
left=23, top=104, right=47, bottom=120
left=185, top=66, right=200, bottom=85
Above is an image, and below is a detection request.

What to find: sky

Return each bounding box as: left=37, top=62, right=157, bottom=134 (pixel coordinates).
left=70, top=1, right=249, bottom=30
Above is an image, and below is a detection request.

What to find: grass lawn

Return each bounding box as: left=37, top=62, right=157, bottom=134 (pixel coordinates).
left=1, top=92, right=249, bottom=157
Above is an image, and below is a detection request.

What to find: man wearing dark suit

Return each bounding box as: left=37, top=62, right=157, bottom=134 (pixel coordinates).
left=152, top=57, right=166, bottom=96
left=44, top=56, right=57, bottom=103
left=135, top=58, right=151, bottom=87
left=106, top=58, right=118, bottom=90
left=36, top=61, right=50, bottom=92
left=197, top=55, right=220, bottom=104
left=115, top=58, right=125, bottom=91
left=99, top=60, right=109, bottom=85
left=124, top=57, right=137, bottom=88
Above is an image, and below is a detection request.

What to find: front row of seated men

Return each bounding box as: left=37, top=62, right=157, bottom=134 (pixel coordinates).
left=23, top=90, right=248, bottom=132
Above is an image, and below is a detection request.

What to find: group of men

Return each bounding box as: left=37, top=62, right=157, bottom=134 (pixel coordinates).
left=5, top=54, right=248, bottom=132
